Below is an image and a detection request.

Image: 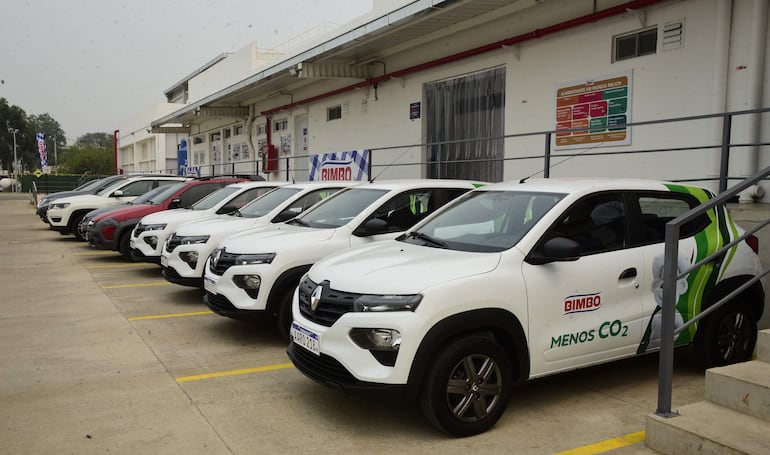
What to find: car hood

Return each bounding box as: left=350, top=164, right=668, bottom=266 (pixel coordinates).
left=221, top=224, right=337, bottom=254
left=51, top=194, right=106, bottom=206
left=94, top=204, right=162, bottom=222
left=308, top=241, right=501, bottom=294
left=85, top=204, right=130, bottom=220
left=41, top=190, right=90, bottom=203
left=175, top=216, right=266, bottom=237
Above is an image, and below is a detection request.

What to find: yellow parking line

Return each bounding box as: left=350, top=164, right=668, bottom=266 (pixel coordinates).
left=74, top=251, right=116, bottom=256
left=128, top=311, right=213, bottom=321
left=176, top=363, right=295, bottom=383
left=553, top=431, right=645, bottom=455
left=103, top=282, right=173, bottom=289
left=87, top=263, right=151, bottom=269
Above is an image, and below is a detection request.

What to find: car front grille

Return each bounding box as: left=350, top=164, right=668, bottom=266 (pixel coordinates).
left=297, top=277, right=358, bottom=327
left=287, top=342, right=360, bottom=386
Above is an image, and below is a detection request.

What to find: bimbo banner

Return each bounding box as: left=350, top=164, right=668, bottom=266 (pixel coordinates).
left=36, top=133, right=47, bottom=167
left=309, top=149, right=370, bottom=181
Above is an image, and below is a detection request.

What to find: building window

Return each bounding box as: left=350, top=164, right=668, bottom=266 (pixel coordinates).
left=223, top=128, right=232, bottom=139
left=274, top=119, right=288, bottom=131
left=257, top=124, right=266, bottom=135
left=234, top=125, right=244, bottom=136
left=613, top=27, right=657, bottom=62
left=210, top=132, right=221, bottom=142
left=327, top=105, right=342, bottom=121
left=193, top=135, right=205, bottom=145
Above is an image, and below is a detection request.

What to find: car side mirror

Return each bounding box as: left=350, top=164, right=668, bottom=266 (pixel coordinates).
left=168, top=198, right=182, bottom=209
left=216, top=204, right=237, bottom=215
left=272, top=210, right=298, bottom=223
left=110, top=189, right=124, bottom=197
left=355, top=217, right=389, bottom=236
left=527, top=237, right=580, bottom=265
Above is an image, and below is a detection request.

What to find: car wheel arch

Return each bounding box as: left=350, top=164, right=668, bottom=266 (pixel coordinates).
left=702, top=275, right=764, bottom=322
left=265, top=264, right=313, bottom=320
left=405, top=308, right=530, bottom=401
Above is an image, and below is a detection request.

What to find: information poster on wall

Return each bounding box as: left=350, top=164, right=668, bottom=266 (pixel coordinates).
left=309, top=150, right=370, bottom=181
left=555, top=71, right=632, bottom=149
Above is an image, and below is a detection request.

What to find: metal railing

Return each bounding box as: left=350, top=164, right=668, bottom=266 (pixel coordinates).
left=656, top=164, right=770, bottom=417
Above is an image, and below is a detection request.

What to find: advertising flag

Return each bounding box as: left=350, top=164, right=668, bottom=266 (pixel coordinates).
left=36, top=133, right=47, bottom=167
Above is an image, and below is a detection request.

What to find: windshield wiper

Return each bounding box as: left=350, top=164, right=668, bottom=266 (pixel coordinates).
left=408, top=231, right=448, bottom=248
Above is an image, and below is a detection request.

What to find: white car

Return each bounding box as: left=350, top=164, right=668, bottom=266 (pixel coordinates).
left=161, top=181, right=350, bottom=288
left=46, top=175, right=188, bottom=239
left=129, top=180, right=284, bottom=263
left=287, top=178, right=765, bottom=437
left=203, top=179, right=483, bottom=338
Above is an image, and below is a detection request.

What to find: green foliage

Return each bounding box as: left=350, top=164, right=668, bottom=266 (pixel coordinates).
left=75, top=132, right=113, bottom=148
left=0, top=97, right=67, bottom=173
left=57, top=144, right=114, bottom=174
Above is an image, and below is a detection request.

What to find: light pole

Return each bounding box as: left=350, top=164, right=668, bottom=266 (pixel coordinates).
left=8, top=127, right=19, bottom=192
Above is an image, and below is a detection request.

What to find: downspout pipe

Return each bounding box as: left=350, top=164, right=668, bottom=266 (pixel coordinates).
left=739, top=0, right=768, bottom=203
left=262, top=0, right=666, bottom=116
left=245, top=104, right=258, bottom=175
left=113, top=130, right=120, bottom=174
left=711, top=0, right=731, bottom=186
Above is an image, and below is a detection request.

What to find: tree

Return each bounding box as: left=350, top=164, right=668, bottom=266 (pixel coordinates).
left=57, top=143, right=113, bottom=175
left=75, top=132, right=113, bottom=148
left=0, top=98, right=68, bottom=174
left=28, top=113, right=66, bottom=167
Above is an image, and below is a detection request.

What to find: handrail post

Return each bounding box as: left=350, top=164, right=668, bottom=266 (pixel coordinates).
left=656, top=222, right=680, bottom=417
left=719, top=113, right=732, bottom=193
left=544, top=132, right=552, bottom=178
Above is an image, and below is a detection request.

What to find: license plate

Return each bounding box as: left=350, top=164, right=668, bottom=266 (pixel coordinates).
left=204, top=277, right=217, bottom=294
left=291, top=322, right=320, bottom=356
left=160, top=254, right=168, bottom=267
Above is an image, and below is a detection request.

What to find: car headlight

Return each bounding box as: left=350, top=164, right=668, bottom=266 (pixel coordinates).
left=142, top=223, right=167, bottom=231
left=50, top=202, right=70, bottom=209
left=38, top=199, right=49, bottom=208
left=234, top=253, right=276, bottom=265
left=177, top=235, right=210, bottom=245
left=353, top=294, right=422, bottom=312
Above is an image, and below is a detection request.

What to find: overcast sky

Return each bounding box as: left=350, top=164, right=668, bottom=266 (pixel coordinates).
left=0, top=0, right=374, bottom=144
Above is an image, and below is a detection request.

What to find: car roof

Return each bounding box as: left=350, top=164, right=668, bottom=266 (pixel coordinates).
left=347, top=179, right=484, bottom=191
left=225, top=180, right=288, bottom=189
left=477, top=177, right=705, bottom=195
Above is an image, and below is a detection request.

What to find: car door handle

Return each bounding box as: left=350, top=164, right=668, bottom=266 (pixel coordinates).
left=619, top=268, right=637, bottom=280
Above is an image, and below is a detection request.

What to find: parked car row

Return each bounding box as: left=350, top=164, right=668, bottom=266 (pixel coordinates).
left=38, top=177, right=764, bottom=437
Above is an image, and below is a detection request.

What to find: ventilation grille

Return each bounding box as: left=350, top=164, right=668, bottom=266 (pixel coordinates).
left=662, top=20, right=684, bottom=51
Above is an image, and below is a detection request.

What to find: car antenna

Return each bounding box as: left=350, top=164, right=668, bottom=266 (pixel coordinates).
left=518, top=141, right=606, bottom=183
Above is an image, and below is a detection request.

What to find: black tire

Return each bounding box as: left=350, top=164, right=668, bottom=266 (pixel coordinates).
left=118, top=233, right=132, bottom=260
left=275, top=290, right=294, bottom=341
left=70, top=213, right=86, bottom=241
left=420, top=334, right=512, bottom=437
left=694, top=302, right=757, bottom=368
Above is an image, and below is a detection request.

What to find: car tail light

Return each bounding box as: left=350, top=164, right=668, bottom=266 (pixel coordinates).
left=745, top=234, right=759, bottom=254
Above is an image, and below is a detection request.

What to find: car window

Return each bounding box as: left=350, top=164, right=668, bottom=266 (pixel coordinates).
left=361, top=188, right=468, bottom=233
left=296, top=188, right=388, bottom=228
left=178, top=183, right=224, bottom=207
left=628, top=192, right=710, bottom=246
left=221, top=186, right=275, bottom=211
left=545, top=193, right=627, bottom=256
left=191, top=186, right=241, bottom=210
left=239, top=187, right=303, bottom=218
left=272, top=187, right=344, bottom=220
left=118, top=180, right=155, bottom=197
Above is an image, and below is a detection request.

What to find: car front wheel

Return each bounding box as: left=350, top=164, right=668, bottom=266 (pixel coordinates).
left=420, top=333, right=512, bottom=437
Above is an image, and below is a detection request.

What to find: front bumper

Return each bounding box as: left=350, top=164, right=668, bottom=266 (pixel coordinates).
left=130, top=247, right=161, bottom=264
left=130, top=229, right=169, bottom=261
left=162, top=266, right=202, bottom=288
left=204, top=292, right=265, bottom=320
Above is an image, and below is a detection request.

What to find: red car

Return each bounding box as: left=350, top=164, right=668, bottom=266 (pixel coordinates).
left=86, top=177, right=250, bottom=258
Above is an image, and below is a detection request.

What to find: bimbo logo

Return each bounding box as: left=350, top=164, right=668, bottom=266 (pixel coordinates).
left=563, top=292, right=601, bottom=314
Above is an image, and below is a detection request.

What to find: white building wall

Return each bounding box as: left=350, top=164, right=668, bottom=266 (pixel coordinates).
left=117, top=102, right=186, bottom=174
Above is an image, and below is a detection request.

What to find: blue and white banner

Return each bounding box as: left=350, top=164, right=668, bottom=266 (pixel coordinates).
left=36, top=133, right=47, bottom=167
left=309, top=149, right=370, bottom=181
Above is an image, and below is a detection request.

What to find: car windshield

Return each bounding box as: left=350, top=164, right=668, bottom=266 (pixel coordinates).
left=401, top=190, right=565, bottom=252
left=190, top=186, right=241, bottom=210
left=143, top=182, right=187, bottom=204
left=74, top=178, right=105, bottom=191
left=238, top=187, right=302, bottom=218
left=290, top=188, right=387, bottom=229
left=96, top=178, right=133, bottom=196
left=130, top=185, right=172, bottom=204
